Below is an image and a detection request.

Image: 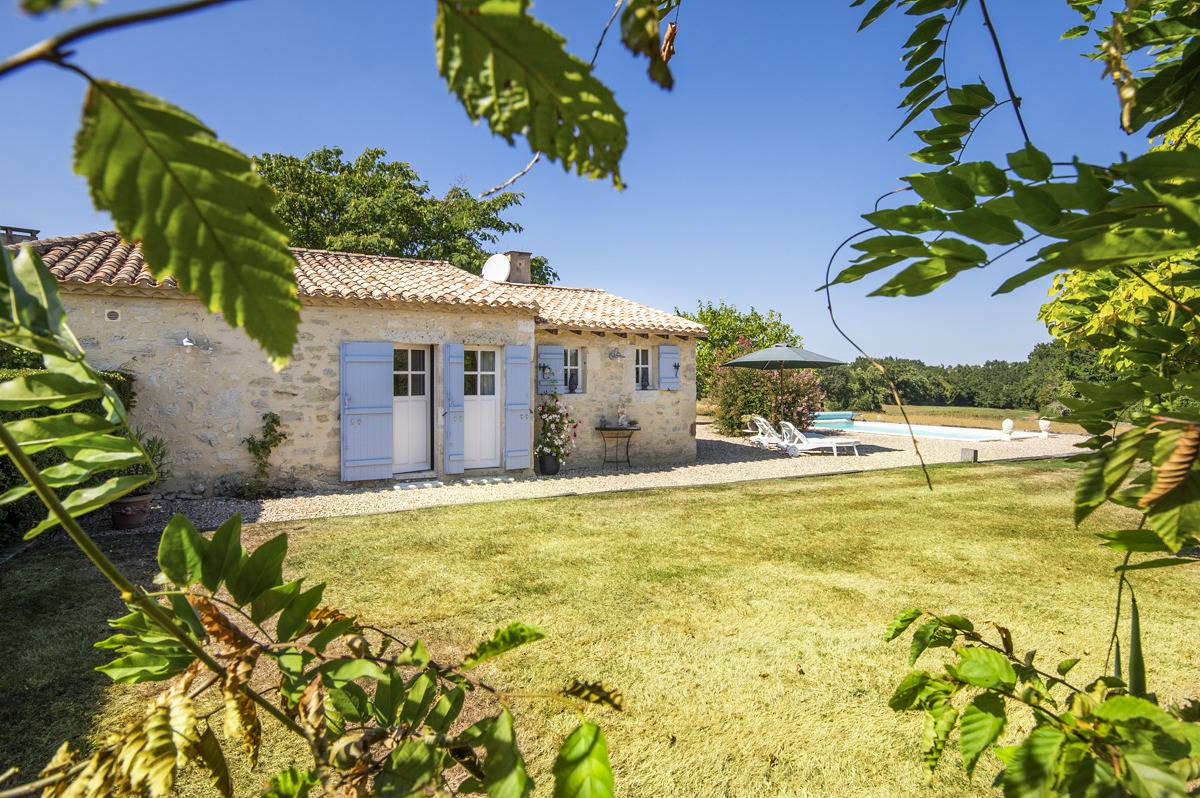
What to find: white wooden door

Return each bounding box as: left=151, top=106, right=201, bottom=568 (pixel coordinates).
left=392, top=346, right=431, bottom=473
left=462, top=347, right=500, bottom=469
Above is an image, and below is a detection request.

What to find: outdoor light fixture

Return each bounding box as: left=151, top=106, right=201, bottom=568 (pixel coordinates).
left=180, top=335, right=195, bottom=348
left=608, top=348, right=625, bottom=360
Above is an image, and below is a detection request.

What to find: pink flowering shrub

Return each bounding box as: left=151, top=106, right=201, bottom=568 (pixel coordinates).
left=535, top=393, right=580, bottom=459
left=710, top=339, right=826, bottom=436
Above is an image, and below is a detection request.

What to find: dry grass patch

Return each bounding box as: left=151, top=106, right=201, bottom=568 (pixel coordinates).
left=1, top=461, right=1197, bottom=797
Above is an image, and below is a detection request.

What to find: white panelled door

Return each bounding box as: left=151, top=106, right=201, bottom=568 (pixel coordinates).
left=462, top=347, right=500, bottom=469
left=392, top=347, right=431, bottom=473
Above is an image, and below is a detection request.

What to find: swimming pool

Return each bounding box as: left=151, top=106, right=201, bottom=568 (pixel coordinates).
left=811, top=419, right=1006, bottom=442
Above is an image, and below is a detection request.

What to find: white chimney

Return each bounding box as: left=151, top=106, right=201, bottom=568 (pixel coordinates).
left=505, top=251, right=533, bottom=284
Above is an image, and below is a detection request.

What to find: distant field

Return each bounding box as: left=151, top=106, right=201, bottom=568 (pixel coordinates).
left=855, top=404, right=1085, bottom=434
left=694, top=401, right=1085, bottom=434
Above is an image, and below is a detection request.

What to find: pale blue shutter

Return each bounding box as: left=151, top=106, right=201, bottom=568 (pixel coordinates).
left=443, top=343, right=465, bottom=474
left=504, top=345, right=533, bottom=470
left=340, top=341, right=394, bottom=481
left=658, top=344, right=681, bottom=391
left=536, top=345, right=565, bottom=394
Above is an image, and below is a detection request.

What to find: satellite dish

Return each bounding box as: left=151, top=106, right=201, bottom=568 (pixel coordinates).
left=481, top=253, right=511, bottom=282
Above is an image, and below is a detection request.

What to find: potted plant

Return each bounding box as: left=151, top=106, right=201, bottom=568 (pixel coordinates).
left=535, top=393, right=578, bottom=475
left=110, top=430, right=170, bottom=530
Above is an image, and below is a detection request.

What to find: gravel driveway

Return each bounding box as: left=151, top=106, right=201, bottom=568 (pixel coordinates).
left=128, top=424, right=1086, bottom=531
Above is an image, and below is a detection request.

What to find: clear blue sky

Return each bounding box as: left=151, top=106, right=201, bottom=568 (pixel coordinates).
left=0, top=1, right=1137, bottom=365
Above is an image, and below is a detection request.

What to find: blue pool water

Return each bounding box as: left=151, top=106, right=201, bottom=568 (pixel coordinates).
left=812, top=419, right=1006, bottom=442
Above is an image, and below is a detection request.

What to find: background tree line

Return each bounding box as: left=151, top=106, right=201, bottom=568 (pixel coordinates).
left=684, top=300, right=1112, bottom=413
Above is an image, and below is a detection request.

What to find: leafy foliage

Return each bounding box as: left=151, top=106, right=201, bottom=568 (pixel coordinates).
left=254, top=146, right=560, bottom=283
left=845, top=0, right=1200, bottom=794
left=708, top=338, right=826, bottom=433
left=676, top=300, right=800, bottom=398
left=534, top=394, right=579, bottom=461
left=73, top=79, right=300, bottom=369
left=435, top=0, right=627, bottom=186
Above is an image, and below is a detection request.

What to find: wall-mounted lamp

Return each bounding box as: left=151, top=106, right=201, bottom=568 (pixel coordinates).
left=608, top=348, right=625, bottom=360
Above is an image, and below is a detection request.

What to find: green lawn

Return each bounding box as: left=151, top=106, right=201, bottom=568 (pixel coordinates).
left=2, top=461, right=1197, bottom=797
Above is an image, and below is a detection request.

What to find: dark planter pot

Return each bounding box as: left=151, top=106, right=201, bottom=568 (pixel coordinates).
left=110, top=493, right=153, bottom=530
left=537, top=453, right=561, bottom=475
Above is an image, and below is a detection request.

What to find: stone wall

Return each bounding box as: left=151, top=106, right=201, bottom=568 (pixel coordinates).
left=61, top=293, right=698, bottom=490
left=63, top=293, right=534, bottom=490
left=534, top=332, right=697, bottom=470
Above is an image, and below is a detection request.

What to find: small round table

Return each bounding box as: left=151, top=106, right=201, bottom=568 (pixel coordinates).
left=595, top=425, right=639, bottom=467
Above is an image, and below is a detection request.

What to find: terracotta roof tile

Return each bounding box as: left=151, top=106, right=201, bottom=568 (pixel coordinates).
left=9, top=232, right=706, bottom=336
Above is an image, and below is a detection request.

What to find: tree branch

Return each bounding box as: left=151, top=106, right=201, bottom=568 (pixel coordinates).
left=0, top=0, right=246, bottom=80
left=978, top=0, right=1031, bottom=145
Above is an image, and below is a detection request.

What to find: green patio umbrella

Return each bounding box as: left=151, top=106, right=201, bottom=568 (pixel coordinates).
left=721, top=344, right=846, bottom=424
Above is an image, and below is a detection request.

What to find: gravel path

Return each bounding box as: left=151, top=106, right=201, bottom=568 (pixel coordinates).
left=132, top=425, right=1086, bottom=531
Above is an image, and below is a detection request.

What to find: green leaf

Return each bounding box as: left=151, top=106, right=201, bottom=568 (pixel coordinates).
left=317, top=657, right=390, bottom=685
left=157, top=514, right=207, bottom=587
left=73, top=80, right=299, bottom=368
left=95, top=650, right=193, bottom=683
left=553, top=722, right=613, bottom=798
left=262, top=767, right=318, bottom=798
left=909, top=619, right=954, bottom=664
left=906, top=172, right=976, bottom=210
left=1007, top=144, right=1053, bottom=181
left=921, top=702, right=958, bottom=777
left=228, top=532, right=287, bottom=605
left=195, top=726, right=234, bottom=798
left=858, top=0, right=897, bottom=30
left=1011, top=184, right=1063, bottom=230
left=462, top=622, right=546, bottom=669
left=889, top=669, right=931, bottom=711
left=26, top=474, right=148, bottom=539
left=1097, top=529, right=1178, bottom=553
left=959, top=693, right=1006, bottom=776
left=1075, top=428, right=1149, bottom=524
left=372, top=668, right=407, bottom=726
left=0, top=371, right=100, bottom=410
left=870, top=255, right=980, bottom=297
left=1144, top=472, right=1200, bottom=552
left=956, top=648, right=1017, bottom=689
left=951, top=162, right=1009, bottom=196
left=461, top=709, right=532, bottom=798
left=1056, top=658, right=1080, bottom=676
left=376, top=740, right=437, bottom=797
left=1122, top=147, right=1200, bottom=183
left=950, top=206, right=1023, bottom=244
left=436, top=0, right=627, bottom=186
left=426, top=686, right=466, bottom=735
left=1061, top=24, right=1090, bottom=39
left=398, top=671, right=438, bottom=730
left=276, top=581, right=325, bottom=642
left=201, top=514, right=243, bottom=592
left=4, top=412, right=115, bottom=454
left=309, top=618, right=354, bottom=653
left=1116, top=556, right=1197, bottom=572
left=250, top=579, right=302, bottom=624
left=1001, top=726, right=1065, bottom=797
left=885, top=608, right=923, bottom=641
left=1127, top=591, right=1146, bottom=698
left=863, top=204, right=948, bottom=233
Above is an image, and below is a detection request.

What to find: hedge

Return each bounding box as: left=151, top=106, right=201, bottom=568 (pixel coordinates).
left=0, top=368, right=137, bottom=545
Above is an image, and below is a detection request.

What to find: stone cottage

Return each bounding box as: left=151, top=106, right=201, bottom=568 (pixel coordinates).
left=19, top=232, right=706, bottom=490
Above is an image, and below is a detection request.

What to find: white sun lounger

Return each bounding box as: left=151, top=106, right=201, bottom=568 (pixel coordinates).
left=780, top=421, right=860, bottom=457
left=748, top=415, right=787, bottom=450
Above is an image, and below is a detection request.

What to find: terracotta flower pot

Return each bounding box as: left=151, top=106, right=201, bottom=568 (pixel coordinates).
left=537, top=453, right=561, bottom=475
left=110, top=493, right=153, bottom=530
